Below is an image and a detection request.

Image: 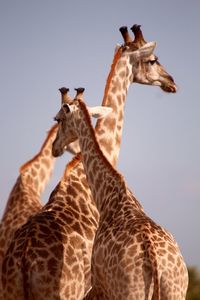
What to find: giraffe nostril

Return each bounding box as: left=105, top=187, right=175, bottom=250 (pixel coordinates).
left=161, top=83, right=177, bottom=93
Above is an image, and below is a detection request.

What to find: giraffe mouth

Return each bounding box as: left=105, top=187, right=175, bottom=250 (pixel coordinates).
left=161, top=84, right=177, bottom=93
left=52, top=145, right=65, bottom=157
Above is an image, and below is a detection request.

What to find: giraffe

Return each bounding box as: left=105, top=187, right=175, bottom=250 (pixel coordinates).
left=2, top=25, right=178, bottom=299
left=0, top=93, right=78, bottom=259
left=0, top=125, right=58, bottom=297
left=0, top=89, right=79, bottom=296
left=0, top=124, right=57, bottom=292
left=0, top=87, right=78, bottom=263
left=52, top=95, right=188, bottom=300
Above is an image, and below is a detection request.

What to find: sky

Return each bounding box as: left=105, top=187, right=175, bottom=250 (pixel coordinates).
left=0, top=0, right=199, bottom=269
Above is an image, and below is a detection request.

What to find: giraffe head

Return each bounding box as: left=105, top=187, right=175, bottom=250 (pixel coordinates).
left=52, top=88, right=112, bottom=157
left=119, top=24, right=177, bottom=93
left=57, top=87, right=82, bottom=155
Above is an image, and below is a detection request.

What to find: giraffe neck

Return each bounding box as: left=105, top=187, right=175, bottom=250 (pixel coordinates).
left=19, top=124, right=58, bottom=196
left=95, top=47, right=132, bottom=166
left=75, top=101, right=123, bottom=212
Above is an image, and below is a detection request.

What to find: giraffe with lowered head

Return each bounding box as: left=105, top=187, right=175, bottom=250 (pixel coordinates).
left=52, top=92, right=188, bottom=300
left=0, top=124, right=58, bottom=294
left=2, top=25, right=178, bottom=300
left=0, top=92, right=79, bottom=296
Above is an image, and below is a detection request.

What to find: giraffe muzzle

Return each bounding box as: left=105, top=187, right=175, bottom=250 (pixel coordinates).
left=52, top=146, right=64, bottom=157
left=161, top=83, right=177, bottom=93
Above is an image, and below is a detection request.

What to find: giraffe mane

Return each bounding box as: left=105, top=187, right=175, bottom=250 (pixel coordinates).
left=101, top=46, right=123, bottom=106
left=19, top=124, right=58, bottom=173
left=78, top=100, right=124, bottom=182
left=62, top=152, right=82, bottom=180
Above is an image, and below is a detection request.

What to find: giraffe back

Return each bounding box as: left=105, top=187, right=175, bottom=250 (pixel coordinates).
left=2, top=157, right=99, bottom=299
left=0, top=125, right=58, bottom=298
left=85, top=180, right=188, bottom=299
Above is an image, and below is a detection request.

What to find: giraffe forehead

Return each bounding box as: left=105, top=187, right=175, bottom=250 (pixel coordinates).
left=67, top=102, right=80, bottom=117
left=142, top=53, right=156, bottom=62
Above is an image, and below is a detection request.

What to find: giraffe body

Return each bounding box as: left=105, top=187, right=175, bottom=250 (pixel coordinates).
left=53, top=98, right=188, bottom=300
left=0, top=124, right=59, bottom=297
left=85, top=190, right=188, bottom=300
left=3, top=155, right=97, bottom=300
left=2, top=25, right=180, bottom=299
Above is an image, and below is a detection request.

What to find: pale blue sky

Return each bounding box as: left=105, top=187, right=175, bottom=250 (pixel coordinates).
left=0, top=0, right=199, bottom=269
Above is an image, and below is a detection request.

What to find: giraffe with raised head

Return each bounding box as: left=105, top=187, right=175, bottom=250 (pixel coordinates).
left=2, top=25, right=178, bottom=300
left=52, top=94, right=188, bottom=300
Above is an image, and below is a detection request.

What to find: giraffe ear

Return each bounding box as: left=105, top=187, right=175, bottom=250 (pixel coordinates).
left=87, top=106, right=112, bottom=119
left=134, top=41, right=156, bottom=59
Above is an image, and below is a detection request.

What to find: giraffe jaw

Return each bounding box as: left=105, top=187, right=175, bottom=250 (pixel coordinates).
left=52, top=145, right=65, bottom=157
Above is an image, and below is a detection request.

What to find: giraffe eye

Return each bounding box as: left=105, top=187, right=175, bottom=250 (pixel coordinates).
left=148, top=56, right=158, bottom=65
left=62, top=104, right=70, bottom=113
left=148, top=59, right=157, bottom=65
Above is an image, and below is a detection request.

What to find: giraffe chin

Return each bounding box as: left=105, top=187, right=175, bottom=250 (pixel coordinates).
left=52, top=146, right=64, bottom=157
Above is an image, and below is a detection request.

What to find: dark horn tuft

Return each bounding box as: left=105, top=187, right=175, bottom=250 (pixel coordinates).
left=74, top=87, right=85, bottom=100
left=74, top=87, right=85, bottom=93
left=130, top=24, right=141, bottom=32
left=119, top=26, right=128, bottom=34
left=59, top=87, right=69, bottom=94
